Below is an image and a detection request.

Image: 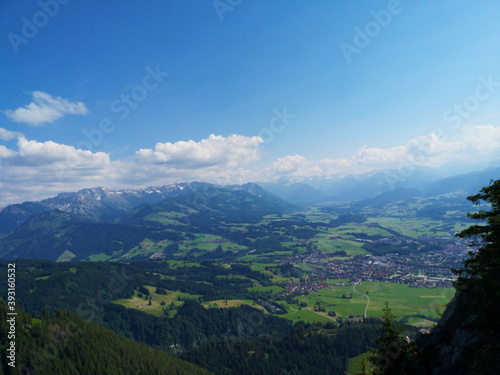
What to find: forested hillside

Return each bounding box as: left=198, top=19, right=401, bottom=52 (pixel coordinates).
left=182, top=320, right=383, bottom=375
left=0, top=260, right=401, bottom=374
left=0, top=187, right=295, bottom=261
left=0, top=300, right=212, bottom=375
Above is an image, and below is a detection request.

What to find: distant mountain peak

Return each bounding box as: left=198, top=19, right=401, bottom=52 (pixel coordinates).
left=0, top=181, right=286, bottom=235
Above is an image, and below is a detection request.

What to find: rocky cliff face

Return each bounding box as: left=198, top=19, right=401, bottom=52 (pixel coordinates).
left=416, top=292, right=484, bottom=374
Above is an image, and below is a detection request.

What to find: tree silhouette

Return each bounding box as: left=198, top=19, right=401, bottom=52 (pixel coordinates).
left=366, top=302, right=417, bottom=375
left=453, top=179, right=500, bottom=373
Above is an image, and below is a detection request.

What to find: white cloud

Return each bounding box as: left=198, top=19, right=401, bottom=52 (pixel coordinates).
left=0, top=128, right=22, bottom=141
left=0, top=137, right=114, bottom=205
left=3, top=91, right=88, bottom=126
left=0, top=145, right=16, bottom=158
left=135, top=134, right=263, bottom=168
left=270, top=154, right=307, bottom=173
left=0, top=126, right=499, bottom=206
left=125, top=134, right=263, bottom=187
left=355, top=145, right=407, bottom=164
left=265, top=125, right=500, bottom=178
left=13, top=137, right=110, bottom=167
left=461, top=125, right=500, bottom=152
left=0, top=134, right=263, bottom=205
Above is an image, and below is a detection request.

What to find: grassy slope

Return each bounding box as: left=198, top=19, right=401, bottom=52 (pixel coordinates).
left=275, top=280, right=453, bottom=323
left=113, top=286, right=201, bottom=317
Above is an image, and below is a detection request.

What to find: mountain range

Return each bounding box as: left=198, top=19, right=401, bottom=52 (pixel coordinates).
left=0, top=167, right=497, bottom=261
left=0, top=183, right=296, bottom=261
left=0, top=182, right=286, bottom=236
left=1, top=166, right=498, bottom=237
left=258, top=166, right=500, bottom=204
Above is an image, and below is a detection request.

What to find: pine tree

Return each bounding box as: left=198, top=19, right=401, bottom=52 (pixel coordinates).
left=356, top=358, right=371, bottom=375
left=367, top=302, right=417, bottom=375
left=455, top=179, right=500, bottom=295
left=453, top=179, right=500, bottom=373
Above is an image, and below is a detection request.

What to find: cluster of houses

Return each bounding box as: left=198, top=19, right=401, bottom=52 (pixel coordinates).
left=258, top=299, right=285, bottom=314
left=281, top=238, right=469, bottom=288
left=282, top=277, right=330, bottom=297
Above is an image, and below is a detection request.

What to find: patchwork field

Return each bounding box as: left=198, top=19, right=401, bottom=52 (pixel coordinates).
left=280, top=308, right=333, bottom=324
left=276, top=280, right=454, bottom=324
left=203, top=299, right=266, bottom=311
left=113, top=286, right=201, bottom=317
left=314, top=235, right=368, bottom=256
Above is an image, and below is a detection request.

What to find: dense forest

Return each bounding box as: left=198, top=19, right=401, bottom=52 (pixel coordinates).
left=0, top=261, right=292, bottom=350
left=0, top=259, right=404, bottom=374
left=0, top=300, right=211, bottom=375
left=182, top=319, right=385, bottom=375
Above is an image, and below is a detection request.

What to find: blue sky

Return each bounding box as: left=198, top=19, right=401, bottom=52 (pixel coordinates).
left=1, top=0, right=500, bottom=205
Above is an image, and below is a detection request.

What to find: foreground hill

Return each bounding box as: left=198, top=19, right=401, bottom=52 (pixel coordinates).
left=0, top=260, right=293, bottom=352
left=0, top=260, right=386, bottom=375
left=0, top=300, right=212, bottom=375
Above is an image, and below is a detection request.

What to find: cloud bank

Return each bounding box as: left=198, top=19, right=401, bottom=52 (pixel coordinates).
left=0, top=126, right=499, bottom=206
left=264, top=125, right=500, bottom=179
left=0, top=133, right=263, bottom=205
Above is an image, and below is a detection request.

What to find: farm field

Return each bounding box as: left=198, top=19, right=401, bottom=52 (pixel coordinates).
left=357, top=281, right=454, bottom=318
left=178, top=233, right=247, bottom=254
left=280, top=308, right=333, bottom=324
left=164, top=260, right=203, bottom=268
left=407, top=317, right=436, bottom=328
left=202, top=299, right=266, bottom=312
left=365, top=216, right=466, bottom=238
left=276, top=280, right=454, bottom=324
left=113, top=286, right=201, bottom=317
left=314, top=235, right=368, bottom=256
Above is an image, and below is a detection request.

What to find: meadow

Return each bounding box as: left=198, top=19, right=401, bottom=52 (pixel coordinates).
left=113, top=286, right=201, bottom=317
left=276, top=280, right=454, bottom=326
